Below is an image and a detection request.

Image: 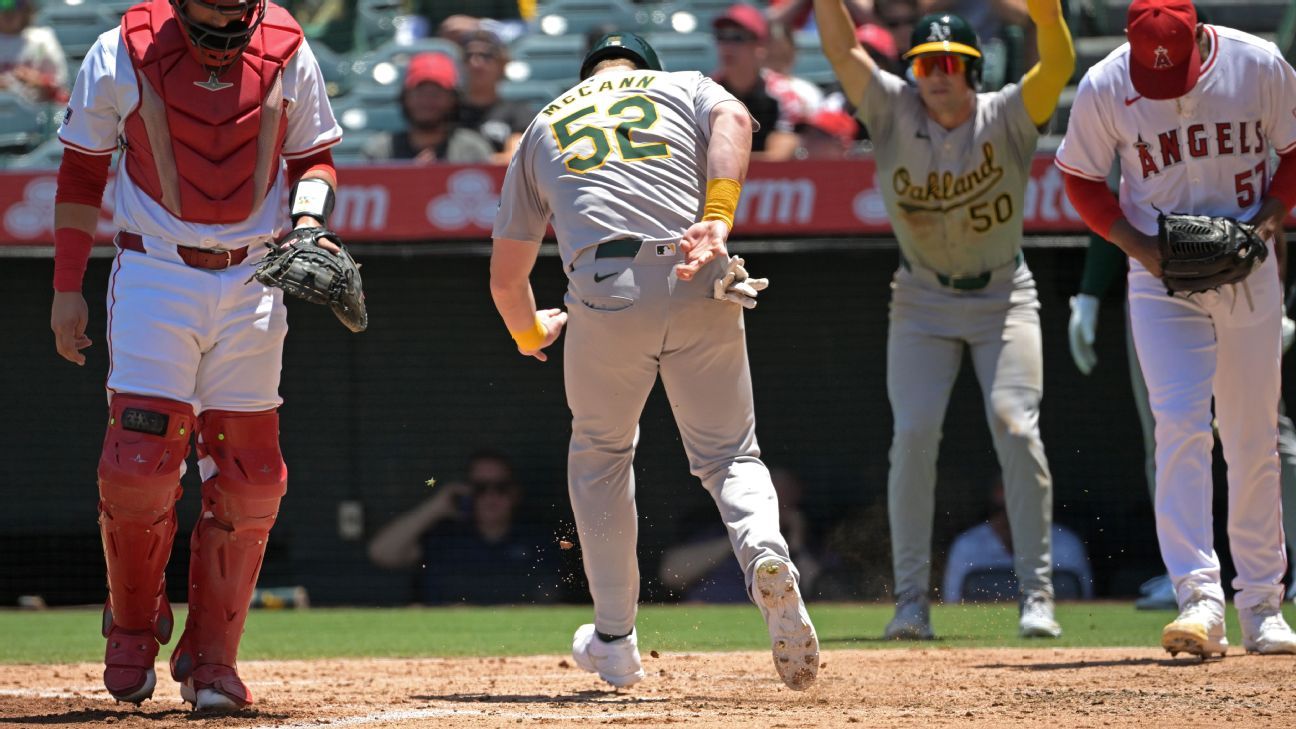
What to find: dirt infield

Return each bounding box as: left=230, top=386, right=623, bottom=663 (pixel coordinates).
left=2, top=648, right=1294, bottom=728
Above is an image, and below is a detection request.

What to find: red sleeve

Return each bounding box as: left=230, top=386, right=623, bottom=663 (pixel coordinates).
left=1267, top=148, right=1296, bottom=212
left=1063, top=172, right=1124, bottom=239
left=55, top=147, right=111, bottom=207
left=285, top=149, right=336, bottom=187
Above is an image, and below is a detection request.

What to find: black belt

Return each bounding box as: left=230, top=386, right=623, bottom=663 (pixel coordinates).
left=593, top=238, right=642, bottom=259
left=900, top=251, right=1023, bottom=291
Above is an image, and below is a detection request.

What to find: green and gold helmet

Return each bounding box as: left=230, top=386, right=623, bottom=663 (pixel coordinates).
left=904, top=13, right=983, bottom=88
left=580, top=32, right=663, bottom=80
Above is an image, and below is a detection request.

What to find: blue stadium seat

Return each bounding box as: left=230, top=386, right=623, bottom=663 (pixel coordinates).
left=352, top=0, right=402, bottom=54
left=791, top=30, right=833, bottom=86
left=534, top=0, right=643, bottom=37
left=659, top=0, right=739, bottom=33
left=37, top=2, right=118, bottom=61
left=506, top=33, right=584, bottom=84
left=6, top=136, right=67, bottom=169
left=645, top=32, right=716, bottom=74
left=332, top=97, right=405, bottom=134
left=498, top=79, right=567, bottom=116
left=346, top=38, right=463, bottom=102
left=0, top=92, right=54, bottom=154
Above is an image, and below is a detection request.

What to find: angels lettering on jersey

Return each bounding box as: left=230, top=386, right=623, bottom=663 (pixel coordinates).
left=1133, top=120, right=1265, bottom=179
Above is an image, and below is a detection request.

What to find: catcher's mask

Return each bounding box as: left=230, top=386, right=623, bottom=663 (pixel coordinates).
left=580, top=32, right=662, bottom=81
left=170, top=0, right=266, bottom=74
left=903, top=13, right=982, bottom=90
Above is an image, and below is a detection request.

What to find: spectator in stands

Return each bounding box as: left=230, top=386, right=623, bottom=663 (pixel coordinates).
left=361, top=51, right=492, bottom=163
left=770, top=0, right=875, bottom=29
left=368, top=449, right=559, bottom=605
left=819, top=23, right=898, bottom=140
left=942, top=476, right=1093, bottom=603
left=0, top=0, right=67, bottom=104
left=710, top=3, right=801, bottom=160
left=455, top=29, right=531, bottom=164
left=764, top=21, right=825, bottom=116
left=659, top=467, right=822, bottom=602
left=433, top=4, right=529, bottom=46
left=875, top=0, right=918, bottom=66
left=795, top=109, right=858, bottom=158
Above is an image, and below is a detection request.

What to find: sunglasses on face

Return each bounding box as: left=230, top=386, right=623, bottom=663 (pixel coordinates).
left=912, top=54, right=965, bottom=79
left=715, top=29, right=757, bottom=44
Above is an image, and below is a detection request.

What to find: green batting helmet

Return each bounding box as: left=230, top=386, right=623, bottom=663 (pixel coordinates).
left=580, top=32, right=662, bottom=80
left=904, top=14, right=983, bottom=88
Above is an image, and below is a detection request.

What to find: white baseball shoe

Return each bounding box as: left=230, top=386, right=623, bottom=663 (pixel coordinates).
left=571, top=624, right=645, bottom=688
left=1019, top=592, right=1062, bottom=638
left=753, top=558, right=818, bottom=691
left=884, top=589, right=934, bottom=640
left=1162, top=590, right=1228, bottom=659
left=1239, top=598, right=1296, bottom=655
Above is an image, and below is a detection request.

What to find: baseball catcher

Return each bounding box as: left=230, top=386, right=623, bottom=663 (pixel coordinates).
left=1158, top=212, right=1268, bottom=295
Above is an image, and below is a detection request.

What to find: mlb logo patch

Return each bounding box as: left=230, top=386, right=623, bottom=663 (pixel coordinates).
left=655, top=243, right=676, bottom=257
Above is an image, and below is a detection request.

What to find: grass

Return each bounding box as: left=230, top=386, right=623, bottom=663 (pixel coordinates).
left=2, top=602, right=1291, bottom=664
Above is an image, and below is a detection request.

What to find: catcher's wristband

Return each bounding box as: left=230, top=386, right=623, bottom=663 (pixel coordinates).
left=702, top=178, right=741, bottom=230
left=53, top=227, right=94, bottom=292
left=289, top=177, right=335, bottom=227
left=510, top=314, right=547, bottom=351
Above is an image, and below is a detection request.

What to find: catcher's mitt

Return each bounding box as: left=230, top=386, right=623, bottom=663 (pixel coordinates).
left=1157, top=212, right=1268, bottom=294
left=253, top=227, right=368, bottom=332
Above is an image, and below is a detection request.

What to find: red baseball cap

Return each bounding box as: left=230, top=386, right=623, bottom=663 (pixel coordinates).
left=806, top=109, right=858, bottom=142
left=713, top=3, right=769, bottom=42
left=854, top=22, right=897, bottom=61
left=405, top=52, right=458, bottom=90
left=1126, top=0, right=1201, bottom=99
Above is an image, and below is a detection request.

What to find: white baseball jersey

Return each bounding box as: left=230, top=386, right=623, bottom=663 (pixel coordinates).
left=58, top=29, right=342, bottom=250
left=1056, top=25, right=1296, bottom=240
left=493, top=69, right=740, bottom=270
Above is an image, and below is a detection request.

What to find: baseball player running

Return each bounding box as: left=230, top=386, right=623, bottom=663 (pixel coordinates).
left=490, top=33, right=818, bottom=691
left=49, top=0, right=342, bottom=709
left=1058, top=0, right=1296, bottom=656
left=814, top=0, right=1074, bottom=639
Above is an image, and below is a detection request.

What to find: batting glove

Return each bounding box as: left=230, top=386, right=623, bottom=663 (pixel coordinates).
left=1067, top=294, right=1099, bottom=375
left=1283, top=315, right=1295, bottom=355
left=713, top=256, right=769, bottom=309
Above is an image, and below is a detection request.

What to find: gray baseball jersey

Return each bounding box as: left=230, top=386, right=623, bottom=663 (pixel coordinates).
left=494, top=69, right=738, bottom=265
left=491, top=68, right=806, bottom=649
left=858, top=66, right=1055, bottom=620
left=859, top=69, right=1039, bottom=275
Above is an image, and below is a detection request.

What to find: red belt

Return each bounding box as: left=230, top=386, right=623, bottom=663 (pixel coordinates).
left=116, top=232, right=249, bottom=270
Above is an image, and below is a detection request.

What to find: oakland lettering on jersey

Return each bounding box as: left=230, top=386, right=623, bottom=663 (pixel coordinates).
left=1135, top=120, right=1265, bottom=178
left=892, top=142, right=1005, bottom=212
left=541, top=74, right=657, bottom=117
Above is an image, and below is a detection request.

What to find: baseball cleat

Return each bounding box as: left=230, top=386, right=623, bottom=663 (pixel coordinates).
left=1018, top=592, right=1062, bottom=638
left=753, top=558, right=819, bottom=691
left=1239, top=599, right=1296, bottom=655
left=103, top=626, right=160, bottom=704
left=571, top=624, right=645, bottom=688
left=179, top=665, right=252, bottom=712
left=1162, top=591, right=1228, bottom=659
left=884, top=589, right=934, bottom=640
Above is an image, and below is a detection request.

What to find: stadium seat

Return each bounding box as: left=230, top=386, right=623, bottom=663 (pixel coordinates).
left=347, top=38, right=463, bottom=102
left=498, top=79, right=567, bottom=116
left=6, top=136, right=67, bottom=169
left=645, top=32, right=716, bottom=74
left=36, top=2, right=118, bottom=61
left=791, top=30, right=833, bottom=86
left=352, top=0, right=402, bottom=54
left=332, top=97, right=405, bottom=134
left=329, top=131, right=377, bottom=165
left=506, top=33, right=584, bottom=84
left=0, top=92, right=53, bottom=154
left=533, top=0, right=643, bottom=37
left=659, top=0, right=737, bottom=33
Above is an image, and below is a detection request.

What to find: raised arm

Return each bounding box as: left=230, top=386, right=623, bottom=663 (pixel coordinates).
left=1018, top=0, right=1075, bottom=127
left=813, top=0, right=879, bottom=109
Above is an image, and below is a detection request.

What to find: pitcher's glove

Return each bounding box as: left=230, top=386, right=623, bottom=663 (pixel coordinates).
left=1158, top=212, right=1268, bottom=294
left=712, top=256, right=769, bottom=309
left=253, top=227, right=368, bottom=332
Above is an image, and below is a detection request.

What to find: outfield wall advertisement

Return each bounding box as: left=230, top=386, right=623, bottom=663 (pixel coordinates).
left=0, top=155, right=1091, bottom=245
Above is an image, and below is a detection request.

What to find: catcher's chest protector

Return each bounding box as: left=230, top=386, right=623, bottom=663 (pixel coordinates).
left=120, top=0, right=302, bottom=224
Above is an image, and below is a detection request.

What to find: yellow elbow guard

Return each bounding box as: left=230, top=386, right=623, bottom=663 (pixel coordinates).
left=510, top=314, right=547, bottom=351
left=702, top=178, right=742, bottom=229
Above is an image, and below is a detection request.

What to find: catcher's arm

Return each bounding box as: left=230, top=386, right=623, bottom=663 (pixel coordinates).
left=51, top=148, right=111, bottom=365
left=284, top=151, right=339, bottom=250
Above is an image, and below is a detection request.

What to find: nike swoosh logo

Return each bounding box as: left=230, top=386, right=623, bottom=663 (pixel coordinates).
left=916, top=131, right=929, bottom=139
left=1125, top=95, right=1142, bottom=106
left=593, top=271, right=620, bottom=283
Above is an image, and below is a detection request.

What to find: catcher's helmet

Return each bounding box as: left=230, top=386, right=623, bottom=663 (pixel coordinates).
left=170, top=0, right=267, bottom=74
left=903, top=13, right=982, bottom=88
left=580, top=32, right=662, bottom=81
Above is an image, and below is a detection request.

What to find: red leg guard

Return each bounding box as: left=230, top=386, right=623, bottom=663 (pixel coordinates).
left=97, top=394, right=194, bottom=701
left=170, top=408, right=286, bottom=699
